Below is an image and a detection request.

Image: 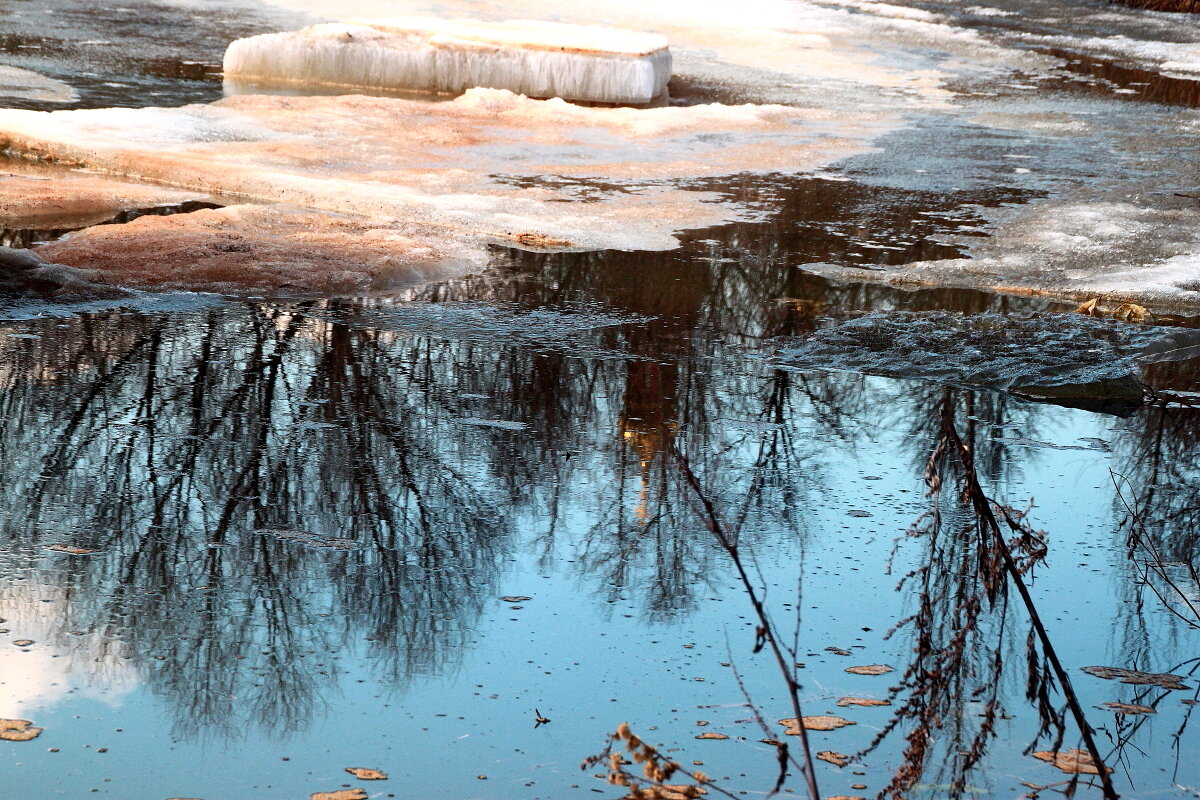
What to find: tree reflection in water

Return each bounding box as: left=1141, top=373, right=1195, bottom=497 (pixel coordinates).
left=0, top=303, right=510, bottom=737
left=0, top=173, right=1195, bottom=798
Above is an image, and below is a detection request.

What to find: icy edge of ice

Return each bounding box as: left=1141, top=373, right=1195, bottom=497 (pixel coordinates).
left=222, top=18, right=672, bottom=104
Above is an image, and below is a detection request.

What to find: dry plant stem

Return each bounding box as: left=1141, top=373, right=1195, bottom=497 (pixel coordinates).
left=944, top=422, right=1120, bottom=800
left=665, top=435, right=822, bottom=800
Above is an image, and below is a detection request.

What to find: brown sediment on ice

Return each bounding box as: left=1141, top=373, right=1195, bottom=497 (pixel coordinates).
left=36, top=205, right=482, bottom=294
left=0, top=169, right=212, bottom=229
left=0, top=89, right=879, bottom=254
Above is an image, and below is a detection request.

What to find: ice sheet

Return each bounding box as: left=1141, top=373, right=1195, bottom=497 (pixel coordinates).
left=801, top=200, right=1200, bottom=310
left=0, top=89, right=880, bottom=254
left=775, top=311, right=1169, bottom=404
left=0, top=65, right=77, bottom=105
left=257, top=0, right=1200, bottom=105
left=224, top=18, right=672, bottom=104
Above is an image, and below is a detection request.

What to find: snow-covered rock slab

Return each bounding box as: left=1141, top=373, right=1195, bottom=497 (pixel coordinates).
left=223, top=17, right=671, bottom=105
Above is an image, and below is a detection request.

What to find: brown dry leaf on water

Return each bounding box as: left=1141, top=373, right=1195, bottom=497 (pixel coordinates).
left=624, top=785, right=708, bottom=800
left=46, top=544, right=98, bottom=555
left=310, top=791, right=367, bottom=800
left=837, top=697, right=890, bottom=708
left=817, top=750, right=849, bottom=767
left=1032, top=749, right=1113, bottom=775
left=511, top=232, right=573, bottom=248
left=1082, top=665, right=1189, bottom=690
left=695, top=732, right=729, bottom=740
left=1102, top=702, right=1155, bottom=715
left=501, top=596, right=531, bottom=603
left=826, top=647, right=852, bottom=656
left=344, top=767, right=388, bottom=780
left=1115, top=303, right=1150, bottom=323
left=779, top=715, right=856, bottom=734
left=0, top=719, right=42, bottom=741
left=12, top=640, right=33, bottom=647
left=1076, top=298, right=1100, bottom=316
left=827, top=796, right=867, bottom=800
left=845, top=665, right=894, bottom=676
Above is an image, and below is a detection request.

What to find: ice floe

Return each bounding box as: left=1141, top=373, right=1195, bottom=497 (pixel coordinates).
left=224, top=18, right=671, bottom=104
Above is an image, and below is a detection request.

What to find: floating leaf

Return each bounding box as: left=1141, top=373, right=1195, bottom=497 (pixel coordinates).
left=637, top=785, right=709, bottom=800
left=695, top=732, right=729, bottom=740
left=501, top=596, right=531, bottom=603
left=827, top=796, right=867, bottom=800
left=1115, top=303, right=1149, bottom=323
left=837, top=697, right=890, bottom=708
left=12, top=640, right=33, bottom=647
left=1101, top=702, right=1155, bottom=715
left=825, top=647, right=851, bottom=656
left=1033, top=749, right=1112, bottom=775
left=0, top=719, right=42, bottom=741
left=311, top=791, right=367, bottom=800
left=845, top=665, right=894, bottom=676
left=345, top=767, right=388, bottom=780
left=46, top=544, right=98, bottom=555
left=817, top=750, right=849, bottom=767
left=779, top=715, right=855, bottom=734
left=1076, top=298, right=1100, bottom=316
left=1081, top=666, right=1188, bottom=690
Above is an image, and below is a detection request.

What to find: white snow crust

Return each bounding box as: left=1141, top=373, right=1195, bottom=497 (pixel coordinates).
left=223, top=18, right=671, bottom=104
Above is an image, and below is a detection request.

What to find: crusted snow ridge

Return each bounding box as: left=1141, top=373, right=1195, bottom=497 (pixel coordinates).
left=223, top=18, right=672, bottom=105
